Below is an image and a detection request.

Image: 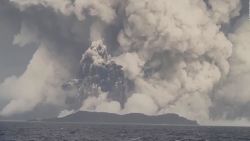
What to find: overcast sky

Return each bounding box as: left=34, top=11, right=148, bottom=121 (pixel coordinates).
left=0, top=10, right=37, bottom=83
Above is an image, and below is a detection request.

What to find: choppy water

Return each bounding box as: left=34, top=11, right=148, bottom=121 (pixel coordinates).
left=0, top=122, right=250, bottom=141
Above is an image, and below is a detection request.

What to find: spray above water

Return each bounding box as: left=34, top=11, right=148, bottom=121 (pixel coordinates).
left=0, top=0, right=249, bottom=123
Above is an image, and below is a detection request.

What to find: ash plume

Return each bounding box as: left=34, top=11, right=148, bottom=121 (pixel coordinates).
left=0, top=0, right=249, bottom=124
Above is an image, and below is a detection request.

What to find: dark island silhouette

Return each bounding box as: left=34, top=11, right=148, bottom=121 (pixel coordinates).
left=44, top=111, right=198, bottom=126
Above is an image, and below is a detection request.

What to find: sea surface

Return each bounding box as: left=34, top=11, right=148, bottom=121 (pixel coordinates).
left=0, top=122, right=250, bottom=141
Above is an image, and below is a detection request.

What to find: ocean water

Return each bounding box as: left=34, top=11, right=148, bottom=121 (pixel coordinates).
left=0, top=122, right=250, bottom=141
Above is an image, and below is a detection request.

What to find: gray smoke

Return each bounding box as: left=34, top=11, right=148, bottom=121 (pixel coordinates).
left=210, top=17, right=250, bottom=121
left=0, top=0, right=249, bottom=124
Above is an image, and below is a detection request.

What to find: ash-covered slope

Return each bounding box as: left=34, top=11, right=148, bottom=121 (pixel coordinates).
left=45, top=111, right=198, bottom=126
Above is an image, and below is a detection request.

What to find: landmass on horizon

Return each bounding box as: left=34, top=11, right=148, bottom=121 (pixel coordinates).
left=41, top=111, right=198, bottom=126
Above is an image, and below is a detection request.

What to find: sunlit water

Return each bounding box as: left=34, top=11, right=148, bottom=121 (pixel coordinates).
left=0, top=122, right=250, bottom=141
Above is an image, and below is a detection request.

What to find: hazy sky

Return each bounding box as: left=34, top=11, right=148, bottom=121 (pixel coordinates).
left=0, top=7, right=37, bottom=83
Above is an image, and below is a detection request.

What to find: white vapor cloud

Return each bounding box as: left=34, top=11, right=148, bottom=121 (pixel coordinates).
left=208, top=0, right=241, bottom=24
left=58, top=109, right=75, bottom=118
left=210, top=18, right=250, bottom=120
left=114, top=0, right=235, bottom=121
left=0, top=0, right=249, bottom=125
left=0, top=45, right=69, bottom=116
left=80, top=89, right=121, bottom=114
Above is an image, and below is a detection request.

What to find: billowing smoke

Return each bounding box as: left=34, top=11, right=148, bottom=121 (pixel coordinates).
left=210, top=18, right=250, bottom=121
left=0, top=0, right=248, bottom=123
